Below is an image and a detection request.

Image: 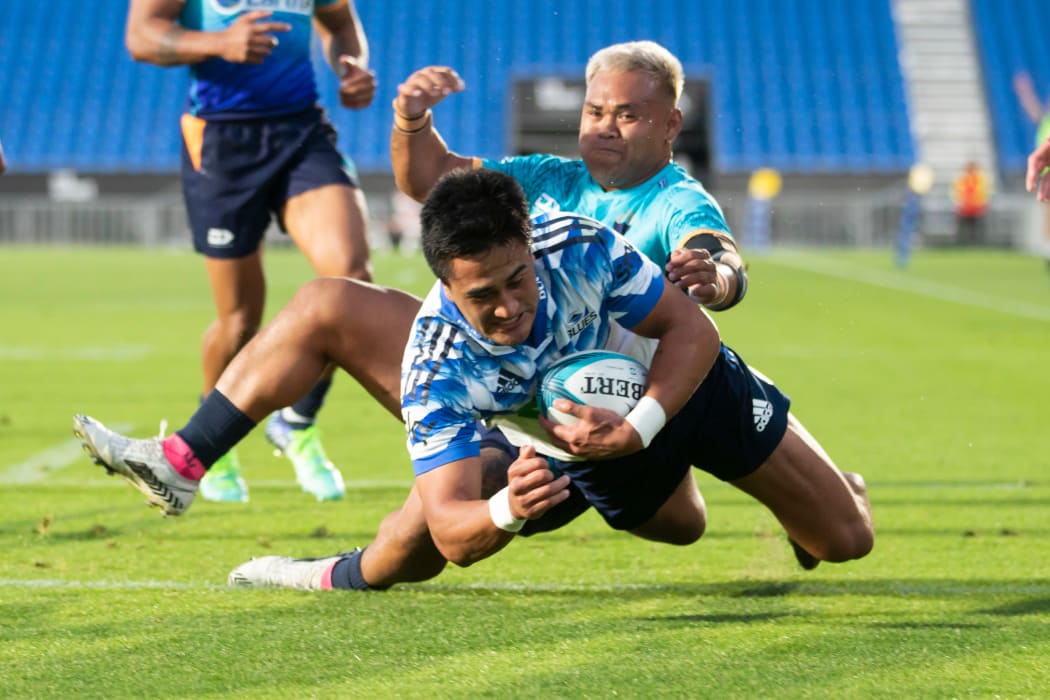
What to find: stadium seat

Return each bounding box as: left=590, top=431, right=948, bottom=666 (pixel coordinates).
left=970, top=0, right=1050, bottom=173
left=0, top=0, right=915, bottom=175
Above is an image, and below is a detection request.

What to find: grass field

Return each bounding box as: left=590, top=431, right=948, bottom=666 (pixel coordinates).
left=1, top=244, right=1049, bottom=698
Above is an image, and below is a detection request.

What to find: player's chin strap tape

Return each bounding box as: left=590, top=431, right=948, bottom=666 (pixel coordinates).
left=680, top=231, right=749, bottom=311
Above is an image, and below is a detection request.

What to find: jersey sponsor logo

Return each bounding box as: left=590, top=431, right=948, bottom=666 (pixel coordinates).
left=752, top=398, right=773, bottom=432
left=207, top=228, right=236, bottom=247
left=495, top=368, right=521, bottom=394
left=610, top=241, right=642, bottom=287
left=209, top=0, right=314, bottom=16
left=566, top=309, right=597, bottom=338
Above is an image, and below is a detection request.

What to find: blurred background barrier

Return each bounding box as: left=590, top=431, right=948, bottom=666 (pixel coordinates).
left=1, top=0, right=1048, bottom=253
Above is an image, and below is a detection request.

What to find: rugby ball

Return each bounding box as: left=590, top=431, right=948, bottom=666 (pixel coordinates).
left=537, top=350, right=648, bottom=426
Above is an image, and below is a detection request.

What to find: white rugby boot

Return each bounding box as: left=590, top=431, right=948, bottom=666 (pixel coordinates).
left=73, top=414, right=198, bottom=516
left=228, top=552, right=355, bottom=590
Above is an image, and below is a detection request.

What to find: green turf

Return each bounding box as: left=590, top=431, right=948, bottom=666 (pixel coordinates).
left=1, top=245, right=1049, bottom=698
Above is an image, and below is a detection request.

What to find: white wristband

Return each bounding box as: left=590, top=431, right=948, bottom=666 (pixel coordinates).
left=488, top=486, right=526, bottom=533
left=624, top=396, right=667, bottom=448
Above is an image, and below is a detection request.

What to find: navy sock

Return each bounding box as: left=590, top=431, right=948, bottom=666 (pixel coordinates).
left=175, top=390, right=257, bottom=468
left=285, top=378, right=333, bottom=428
left=329, top=549, right=374, bottom=591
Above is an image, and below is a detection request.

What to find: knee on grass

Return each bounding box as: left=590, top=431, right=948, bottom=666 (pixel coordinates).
left=809, top=523, right=875, bottom=563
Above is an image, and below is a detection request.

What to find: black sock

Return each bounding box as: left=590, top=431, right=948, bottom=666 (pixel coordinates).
left=285, top=378, right=333, bottom=428
left=175, top=390, right=256, bottom=468
left=329, top=548, right=374, bottom=590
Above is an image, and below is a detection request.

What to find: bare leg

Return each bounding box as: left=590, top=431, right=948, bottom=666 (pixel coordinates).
left=201, top=254, right=266, bottom=393
left=214, top=277, right=421, bottom=421
left=281, top=184, right=374, bottom=388
left=731, top=413, right=874, bottom=564
left=282, top=184, right=372, bottom=282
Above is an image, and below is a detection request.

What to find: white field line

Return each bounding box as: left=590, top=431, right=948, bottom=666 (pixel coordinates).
left=1, top=423, right=132, bottom=484
left=2, top=578, right=1049, bottom=596
left=770, top=254, right=1050, bottom=323
left=0, top=579, right=215, bottom=590
left=1, top=424, right=133, bottom=484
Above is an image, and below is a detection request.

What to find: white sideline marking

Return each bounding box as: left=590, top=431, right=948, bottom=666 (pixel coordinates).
left=0, top=578, right=215, bottom=590
left=0, top=345, right=151, bottom=361
left=1, top=423, right=133, bottom=484
left=771, top=254, right=1050, bottom=323
left=2, top=578, right=1049, bottom=596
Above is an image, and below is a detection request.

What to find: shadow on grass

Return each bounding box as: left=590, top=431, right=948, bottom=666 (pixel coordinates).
left=648, top=611, right=791, bottom=624
left=980, top=596, right=1050, bottom=616
left=867, top=621, right=992, bottom=630
left=412, top=577, right=1050, bottom=600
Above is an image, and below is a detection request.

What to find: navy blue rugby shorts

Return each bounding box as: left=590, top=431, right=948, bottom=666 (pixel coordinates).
left=180, top=106, right=358, bottom=259
left=488, top=344, right=791, bottom=535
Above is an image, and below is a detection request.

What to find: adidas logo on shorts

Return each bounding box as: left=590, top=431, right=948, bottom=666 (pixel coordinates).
left=753, top=398, right=773, bottom=432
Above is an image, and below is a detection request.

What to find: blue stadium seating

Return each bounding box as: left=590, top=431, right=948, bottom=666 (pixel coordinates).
left=970, top=0, right=1050, bottom=172
left=0, top=0, right=913, bottom=175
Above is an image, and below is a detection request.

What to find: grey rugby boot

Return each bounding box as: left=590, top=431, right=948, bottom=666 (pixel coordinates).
left=73, top=414, right=198, bottom=516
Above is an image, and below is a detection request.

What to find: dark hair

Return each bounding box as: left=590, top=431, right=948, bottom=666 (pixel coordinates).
left=421, top=169, right=532, bottom=281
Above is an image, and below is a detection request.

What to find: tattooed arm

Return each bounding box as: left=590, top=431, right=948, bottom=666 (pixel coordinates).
left=125, top=0, right=291, bottom=66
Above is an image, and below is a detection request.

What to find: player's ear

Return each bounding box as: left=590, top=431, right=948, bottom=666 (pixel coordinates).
left=666, top=108, right=683, bottom=142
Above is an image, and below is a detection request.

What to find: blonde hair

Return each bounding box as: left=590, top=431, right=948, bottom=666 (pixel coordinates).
left=585, top=41, right=684, bottom=104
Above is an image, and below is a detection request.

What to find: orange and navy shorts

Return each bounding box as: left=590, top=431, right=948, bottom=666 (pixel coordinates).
left=180, top=106, right=358, bottom=259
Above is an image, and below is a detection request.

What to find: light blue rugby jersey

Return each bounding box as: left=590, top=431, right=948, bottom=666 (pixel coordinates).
left=401, top=213, right=664, bottom=475
left=482, top=155, right=731, bottom=266
left=179, top=0, right=345, bottom=118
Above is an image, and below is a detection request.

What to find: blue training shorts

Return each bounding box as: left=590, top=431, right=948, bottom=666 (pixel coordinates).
left=180, top=106, right=359, bottom=259
left=483, top=344, right=792, bottom=535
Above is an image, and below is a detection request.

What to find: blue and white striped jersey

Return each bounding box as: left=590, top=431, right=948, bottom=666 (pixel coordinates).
left=481, top=155, right=731, bottom=267
left=400, top=213, right=664, bottom=474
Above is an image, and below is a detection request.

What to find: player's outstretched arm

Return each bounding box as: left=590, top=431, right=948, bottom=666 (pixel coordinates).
left=390, top=66, right=475, bottom=202
left=415, top=447, right=570, bottom=567
left=314, top=0, right=375, bottom=109
left=126, top=0, right=290, bottom=66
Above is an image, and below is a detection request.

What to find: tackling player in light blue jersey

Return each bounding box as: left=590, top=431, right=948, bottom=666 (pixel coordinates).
left=480, top=155, right=730, bottom=282
left=125, top=0, right=377, bottom=503
left=391, top=41, right=747, bottom=314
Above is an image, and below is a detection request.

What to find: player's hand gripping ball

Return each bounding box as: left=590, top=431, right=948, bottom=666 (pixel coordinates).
left=537, top=350, right=648, bottom=426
